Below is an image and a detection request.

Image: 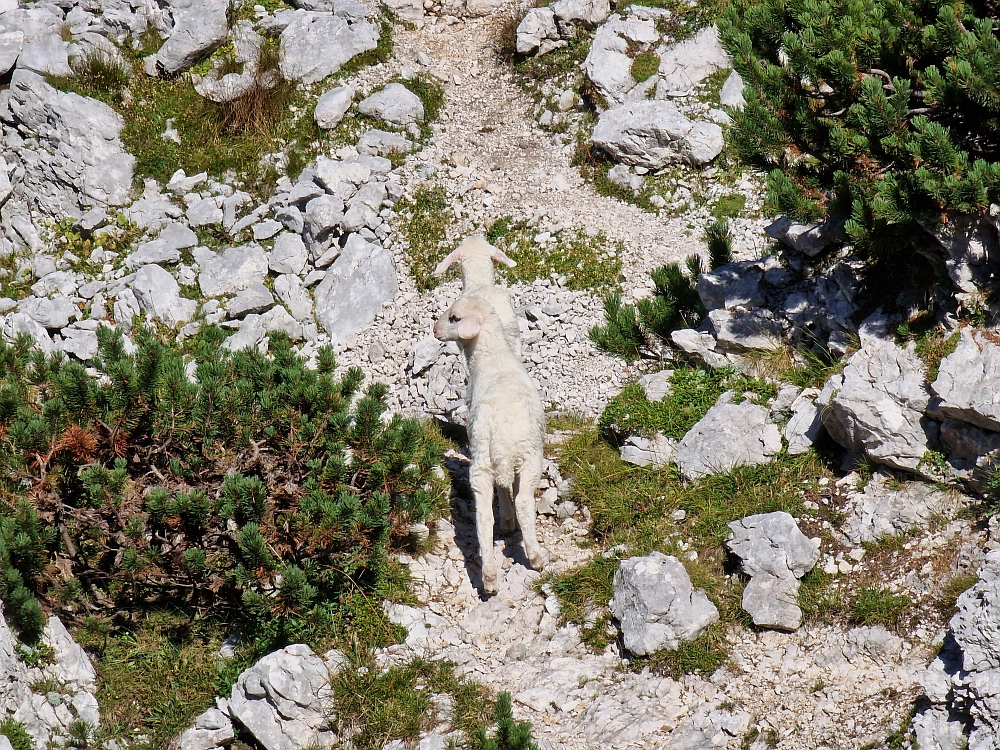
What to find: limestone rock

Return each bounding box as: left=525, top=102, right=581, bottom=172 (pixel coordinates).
left=933, top=328, right=1000, bottom=433
left=357, top=83, right=424, bottom=127
left=132, top=264, right=197, bottom=327
left=313, top=234, right=397, bottom=346
left=656, top=25, right=729, bottom=95
left=382, top=0, right=423, bottom=23
left=16, top=33, right=71, bottom=76
left=314, top=85, right=355, bottom=129
left=720, top=70, right=745, bottom=108
left=178, top=706, right=235, bottom=750
left=819, top=334, right=934, bottom=472
left=269, top=233, right=308, bottom=275
left=515, top=7, right=562, bottom=56
left=841, top=472, right=966, bottom=545
left=357, top=128, right=415, bottom=157
left=229, top=644, right=337, bottom=750
left=551, top=0, right=610, bottom=26
left=198, top=244, right=269, bottom=297
left=708, top=308, right=783, bottom=352
left=675, top=396, right=782, bottom=479
left=19, top=295, right=77, bottom=329
left=411, top=335, right=444, bottom=375
left=274, top=274, right=313, bottom=321
left=149, top=0, right=229, bottom=76
left=726, top=512, right=818, bottom=631
left=591, top=100, right=722, bottom=168
left=609, top=552, right=719, bottom=656
left=783, top=396, right=824, bottom=455
left=279, top=11, right=379, bottom=84
left=59, top=323, right=101, bottom=361
left=696, top=260, right=764, bottom=311
left=620, top=433, right=677, bottom=468
left=226, top=283, right=275, bottom=318
left=126, top=237, right=181, bottom=269
left=638, top=369, right=672, bottom=402
left=584, top=14, right=658, bottom=105
left=765, top=216, right=843, bottom=258
left=1, top=69, right=135, bottom=217
left=670, top=328, right=730, bottom=369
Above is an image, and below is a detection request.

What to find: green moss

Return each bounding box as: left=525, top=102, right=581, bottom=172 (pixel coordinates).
left=710, top=193, right=747, bottom=219
left=630, top=52, right=660, bottom=84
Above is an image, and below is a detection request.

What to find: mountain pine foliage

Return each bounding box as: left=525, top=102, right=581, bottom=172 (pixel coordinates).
left=590, top=219, right=734, bottom=359
left=720, top=0, right=1000, bottom=254
left=0, top=327, right=448, bottom=645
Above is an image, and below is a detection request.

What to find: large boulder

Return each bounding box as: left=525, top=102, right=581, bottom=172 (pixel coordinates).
left=148, top=0, right=229, bottom=76
left=609, top=552, right=719, bottom=656
left=313, top=234, right=397, bottom=346
left=591, top=100, right=723, bottom=168
left=357, top=83, right=424, bottom=127
left=279, top=11, right=379, bottom=84
left=0, top=69, right=135, bottom=218
left=818, top=334, right=934, bottom=472
left=674, top=395, right=782, bottom=480
left=933, top=328, right=1000, bottom=433
left=228, top=644, right=338, bottom=750
left=841, top=472, right=967, bottom=545
left=726, top=512, right=818, bottom=631
left=16, top=33, right=71, bottom=76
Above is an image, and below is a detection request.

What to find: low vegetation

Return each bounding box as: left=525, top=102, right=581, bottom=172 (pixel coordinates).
left=395, top=184, right=454, bottom=291
left=589, top=219, right=731, bottom=359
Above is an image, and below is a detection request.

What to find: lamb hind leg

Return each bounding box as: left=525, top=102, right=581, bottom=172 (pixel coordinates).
left=513, top=460, right=546, bottom=571
left=470, top=464, right=499, bottom=594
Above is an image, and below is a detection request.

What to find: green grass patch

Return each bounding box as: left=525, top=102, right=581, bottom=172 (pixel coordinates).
left=695, top=67, right=732, bottom=104
left=548, top=421, right=831, bottom=659
left=396, top=184, right=453, bottom=291
left=47, top=17, right=397, bottom=192
left=598, top=368, right=776, bottom=440
left=511, top=29, right=593, bottom=92
left=849, top=587, right=913, bottom=630
left=630, top=52, right=660, bottom=83
left=86, top=613, right=222, bottom=750
left=936, top=572, right=978, bottom=618
left=710, top=192, right=746, bottom=219
left=332, top=657, right=494, bottom=750
left=486, top=217, right=623, bottom=291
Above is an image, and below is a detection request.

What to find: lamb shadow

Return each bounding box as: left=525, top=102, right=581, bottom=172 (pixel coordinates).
left=441, top=445, right=533, bottom=600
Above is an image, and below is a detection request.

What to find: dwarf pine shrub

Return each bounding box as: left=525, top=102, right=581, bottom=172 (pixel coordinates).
left=0, top=326, right=448, bottom=646
left=590, top=219, right=733, bottom=359
left=719, top=0, right=1000, bottom=257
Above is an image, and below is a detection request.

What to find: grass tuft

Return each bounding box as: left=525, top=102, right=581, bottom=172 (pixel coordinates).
left=630, top=52, right=660, bottom=83
left=0, top=719, right=33, bottom=750
left=849, top=587, right=913, bottom=630
left=332, top=657, right=494, bottom=750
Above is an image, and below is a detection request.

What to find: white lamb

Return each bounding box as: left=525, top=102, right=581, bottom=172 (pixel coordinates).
left=433, top=235, right=522, bottom=356
left=433, top=296, right=546, bottom=594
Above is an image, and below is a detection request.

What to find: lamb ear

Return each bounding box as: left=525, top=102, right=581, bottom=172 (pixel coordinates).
left=491, top=247, right=517, bottom=268
left=457, top=314, right=481, bottom=340
left=433, top=248, right=464, bottom=277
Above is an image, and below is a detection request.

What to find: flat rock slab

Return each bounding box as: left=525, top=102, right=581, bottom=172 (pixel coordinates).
left=620, top=433, right=677, bottom=468
left=674, top=396, right=782, bottom=480
left=149, top=0, right=229, bottom=76
left=727, top=512, right=818, bottom=631
left=313, top=234, right=397, bottom=346
left=198, top=244, right=269, bottom=297
left=656, top=25, right=729, bottom=95
left=609, top=552, right=719, bottom=655
left=132, top=264, right=196, bottom=327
